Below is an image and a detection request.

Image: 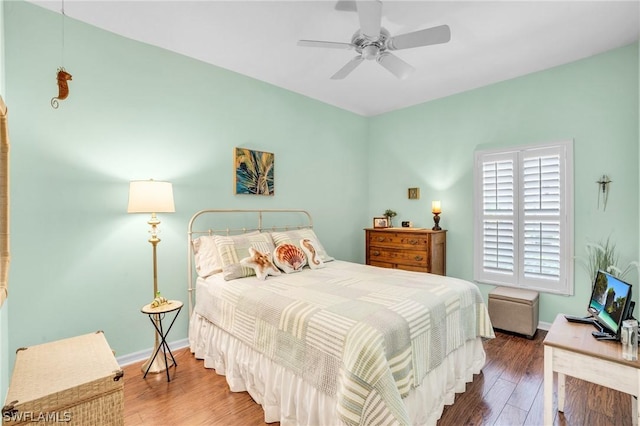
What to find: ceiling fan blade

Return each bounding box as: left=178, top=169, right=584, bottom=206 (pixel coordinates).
left=376, top=52, right=415, bottom=80
left=356, top=0, right=382, bottom=39
left=297, top=40, right=355, bottom=50
left=335, top=1, right=357, bottom=12
left=331, top=56, right=364, bottom=80
left=387, top=25, right=451, bottom=51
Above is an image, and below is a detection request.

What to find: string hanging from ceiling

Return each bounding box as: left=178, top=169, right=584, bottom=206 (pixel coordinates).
left=51, top=0, right=73, bottom=109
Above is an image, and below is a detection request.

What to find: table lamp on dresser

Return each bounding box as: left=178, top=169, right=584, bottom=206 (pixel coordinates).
left=431, top=200, right=442, bottom=231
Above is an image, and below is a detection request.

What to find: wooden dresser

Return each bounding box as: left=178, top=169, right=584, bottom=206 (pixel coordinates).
left=365, top=228, right=447, bottom=275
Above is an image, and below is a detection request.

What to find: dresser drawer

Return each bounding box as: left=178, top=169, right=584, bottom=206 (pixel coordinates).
left=368, top=247, right=428, bottom=267
left=367, top=231, right=428, bottom=250
left=369, top=260, right=428, bottom=273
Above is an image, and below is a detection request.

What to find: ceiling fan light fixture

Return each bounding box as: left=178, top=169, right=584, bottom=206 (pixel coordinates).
left=362, top=45, right=379, bottom=60
left=297, top=1, right=451, bottom=79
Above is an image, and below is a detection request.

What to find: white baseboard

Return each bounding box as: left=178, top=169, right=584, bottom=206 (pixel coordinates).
left=116, top=338, right=190, bottom=367
left=537, top=321, right=551, bottom=331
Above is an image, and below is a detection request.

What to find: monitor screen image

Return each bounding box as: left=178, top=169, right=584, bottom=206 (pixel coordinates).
left=588, top=270, right=633, bottom=336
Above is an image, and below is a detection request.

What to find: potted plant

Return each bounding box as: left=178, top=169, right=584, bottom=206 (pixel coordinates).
left=383, top=209, right=397, bottom=228
left=579, top=236, right=638, bottom=286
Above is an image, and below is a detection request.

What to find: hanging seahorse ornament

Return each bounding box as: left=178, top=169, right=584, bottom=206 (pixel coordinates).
left=51, top=67, right=72, bottom=109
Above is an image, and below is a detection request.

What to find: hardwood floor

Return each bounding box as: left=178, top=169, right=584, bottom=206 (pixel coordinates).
left=122, top=330, right=633, bottom=425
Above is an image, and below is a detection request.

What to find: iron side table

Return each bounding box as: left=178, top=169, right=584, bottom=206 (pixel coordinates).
left=140, top=300, right=183, bottom=382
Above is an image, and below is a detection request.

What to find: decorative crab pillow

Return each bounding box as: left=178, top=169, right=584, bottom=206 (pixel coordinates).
left=240, top=247, right=281, bottom=281
left=273, top=243, right=306, bottom=274
left=300, top=238, right=325, bottom=270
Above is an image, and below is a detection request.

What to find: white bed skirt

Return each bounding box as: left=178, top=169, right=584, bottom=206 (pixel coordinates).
left=189, top=312, right=486, bottom=425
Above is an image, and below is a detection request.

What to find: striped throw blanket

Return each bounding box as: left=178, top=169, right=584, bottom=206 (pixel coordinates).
left=195, top=261, right=494, bottom=425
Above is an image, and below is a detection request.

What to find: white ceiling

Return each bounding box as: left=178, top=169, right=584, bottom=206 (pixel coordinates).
left=30, top=1, right=640, bottom=116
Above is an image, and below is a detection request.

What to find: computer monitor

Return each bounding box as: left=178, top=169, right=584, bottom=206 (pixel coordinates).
left=588, top=270, right=633, bottom=337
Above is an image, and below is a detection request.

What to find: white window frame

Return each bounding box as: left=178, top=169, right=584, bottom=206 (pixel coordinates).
left=473, top=140, right=574, bottom=295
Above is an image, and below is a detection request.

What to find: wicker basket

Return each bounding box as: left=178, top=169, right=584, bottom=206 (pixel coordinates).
left=2, top=332, right=123, bottom=425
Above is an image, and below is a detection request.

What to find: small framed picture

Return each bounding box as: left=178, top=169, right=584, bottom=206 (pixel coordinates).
left=408, top=187, right=420, bottom=200
left=373, top=217, right=388, bottom=228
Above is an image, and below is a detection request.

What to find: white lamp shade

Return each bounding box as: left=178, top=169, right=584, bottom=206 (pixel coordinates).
left=127, top=180, right=175, bottom=213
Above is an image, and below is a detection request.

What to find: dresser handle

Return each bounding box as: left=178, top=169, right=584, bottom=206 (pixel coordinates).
left=372, top=250, right=380, bottom=256
left=376, top=237, right=385, bottom=242
left=414, top=256, right=424, bottom=261
left=408, top=239, right=418, bottom=245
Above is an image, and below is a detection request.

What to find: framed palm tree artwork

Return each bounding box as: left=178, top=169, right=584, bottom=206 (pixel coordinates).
left=235, top=147, right=275, bottom=196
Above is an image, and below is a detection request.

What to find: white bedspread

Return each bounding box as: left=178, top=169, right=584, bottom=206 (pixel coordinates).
left=190, top=261, right=493, bottom=425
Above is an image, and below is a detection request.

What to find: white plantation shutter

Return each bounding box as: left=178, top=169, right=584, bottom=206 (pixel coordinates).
left=483, top=220, right=514, bottom=273
left=474, top=141, right=573, bottom=295
left=521, top=152, right=561, bottom=281
left=481, top=157, right=515, bottom=276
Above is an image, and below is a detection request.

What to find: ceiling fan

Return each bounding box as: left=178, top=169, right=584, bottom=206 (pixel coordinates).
left=297, top=0, right=451, bottom=80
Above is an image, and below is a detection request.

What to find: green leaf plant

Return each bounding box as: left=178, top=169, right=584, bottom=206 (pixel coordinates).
left=578, top=236, right=638, bottom=285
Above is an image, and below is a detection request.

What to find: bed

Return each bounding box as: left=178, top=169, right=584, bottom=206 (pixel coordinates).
left=187, top=209, right=494, bottom=425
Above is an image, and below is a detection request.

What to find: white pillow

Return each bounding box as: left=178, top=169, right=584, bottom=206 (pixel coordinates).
left=192, top=236, right=222, bottom=278
left=273, top=243, right=307, bottom=274
left=192, top=231, right=259, bottom=278
left=214, top=232, right=275, bottom=281
left=270, top=229, right=333, bottom=262
left=300, top=238, right=325, bottom=270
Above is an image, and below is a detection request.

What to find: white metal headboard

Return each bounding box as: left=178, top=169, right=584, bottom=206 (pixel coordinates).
left=187, top=209, right=313, bottom=315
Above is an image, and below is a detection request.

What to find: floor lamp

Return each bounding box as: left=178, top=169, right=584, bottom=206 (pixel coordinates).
left=127, top=179, right=175, bottom=374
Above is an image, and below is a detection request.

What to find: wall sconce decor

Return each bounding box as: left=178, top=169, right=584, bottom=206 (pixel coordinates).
left=596, top=174, right=612, bottom=211
left=431, top=200, right=442, bottom=231
left=408, top=187, right=420, bottom=199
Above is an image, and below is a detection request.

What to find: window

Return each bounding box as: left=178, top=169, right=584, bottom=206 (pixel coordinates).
left=473, top=140, right=574, bottom=295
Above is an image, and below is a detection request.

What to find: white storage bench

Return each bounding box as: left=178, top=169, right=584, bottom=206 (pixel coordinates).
left=488, top=286, right=539, bottom=338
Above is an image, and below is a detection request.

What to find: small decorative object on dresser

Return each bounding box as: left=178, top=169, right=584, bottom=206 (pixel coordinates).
left=365, top=227, right=447, bottom=275
left=383, top=209, right=397, bottom=227
left=373, top=217, right=388, bottom=228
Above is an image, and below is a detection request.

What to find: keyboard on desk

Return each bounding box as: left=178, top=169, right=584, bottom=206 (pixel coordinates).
left=564, top=315, right=595, bottom=324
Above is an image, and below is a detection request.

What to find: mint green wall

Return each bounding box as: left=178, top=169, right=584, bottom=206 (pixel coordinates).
left=0, top=0, right=8, bottom=401
left=3, top=1, right=639, bottom=396
left=4, top=0, right=367, bottom=371
left=368, top=43, right=639, bottom=325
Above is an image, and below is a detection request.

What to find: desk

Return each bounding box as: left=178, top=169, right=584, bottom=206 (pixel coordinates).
left=544, top=313, right=640, bottom=425
left=141, top=300, right=183, bottom=382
